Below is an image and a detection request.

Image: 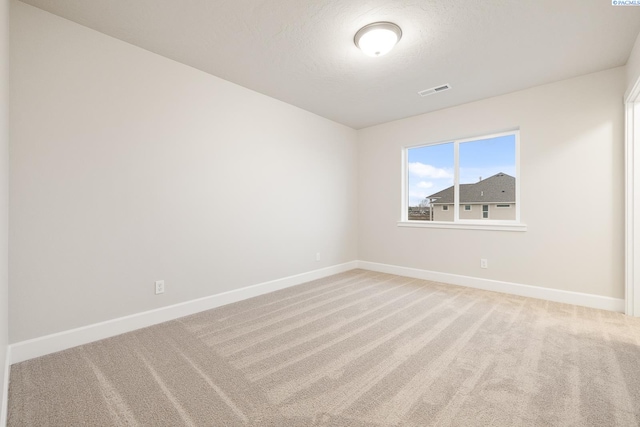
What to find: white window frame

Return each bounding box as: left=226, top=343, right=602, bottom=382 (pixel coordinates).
left=399, top=129, right=526, bottom=232
left=464, top=205, right=472, bottom=211
left=442, top=205, right=449, bottom=211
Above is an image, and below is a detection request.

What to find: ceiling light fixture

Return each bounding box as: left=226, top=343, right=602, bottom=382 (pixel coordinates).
left=354, top=22, right=402, bottom=57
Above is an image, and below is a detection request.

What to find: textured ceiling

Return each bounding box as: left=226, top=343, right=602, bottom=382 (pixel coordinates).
left=18, top=0, right=640, bottom=129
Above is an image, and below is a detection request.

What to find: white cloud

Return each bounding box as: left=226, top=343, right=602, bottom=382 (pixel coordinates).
left=408, top=162, right=452, bottom=179
left=408, top=185, right=440, bottom=205
left=408, top=190, right=430, bottom=201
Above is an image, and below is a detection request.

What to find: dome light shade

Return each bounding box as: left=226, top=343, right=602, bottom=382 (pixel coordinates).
left=354, top=22, right=402, bottom=57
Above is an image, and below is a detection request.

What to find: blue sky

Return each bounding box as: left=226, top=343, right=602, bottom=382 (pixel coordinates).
left=408, top=134, right=516, bottom=206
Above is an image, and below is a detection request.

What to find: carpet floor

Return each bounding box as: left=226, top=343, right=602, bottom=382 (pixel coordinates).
left=8, top=269, right=640, bottom=426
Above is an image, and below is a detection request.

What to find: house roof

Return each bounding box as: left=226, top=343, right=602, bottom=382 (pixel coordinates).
left=427, top=173, right=515, bottom=204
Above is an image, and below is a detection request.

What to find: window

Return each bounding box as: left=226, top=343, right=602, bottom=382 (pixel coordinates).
left=403, top=130, right=521, bottom=229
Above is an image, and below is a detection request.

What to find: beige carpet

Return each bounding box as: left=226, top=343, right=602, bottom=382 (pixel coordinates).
left=8, top=269, right=640, bottom=426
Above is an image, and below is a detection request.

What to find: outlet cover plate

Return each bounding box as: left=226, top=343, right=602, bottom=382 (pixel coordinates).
left=155, top=280, right=165, bottom=294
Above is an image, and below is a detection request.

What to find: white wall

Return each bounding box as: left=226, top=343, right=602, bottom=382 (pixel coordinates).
left=358, top=67, right=626, bottom=299
left=626, top=31, right=640, bottom=96
left=9, top=2, right=358, bottom=343
left=0, top=0, right=9, bottom=413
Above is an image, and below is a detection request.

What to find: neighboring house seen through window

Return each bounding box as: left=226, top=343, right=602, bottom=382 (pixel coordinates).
left=405, top=130, right=519, bottom=223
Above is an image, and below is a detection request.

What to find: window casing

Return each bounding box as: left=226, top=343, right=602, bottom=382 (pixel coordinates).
left=400, top=129, right=524, bottom=231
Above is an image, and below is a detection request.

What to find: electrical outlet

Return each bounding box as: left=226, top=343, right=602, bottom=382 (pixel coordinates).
left=316, top=252, right=321, bottom=262
left=480, top=259, right=488, bottom=269
left=155, top=280, right=165, bottom=295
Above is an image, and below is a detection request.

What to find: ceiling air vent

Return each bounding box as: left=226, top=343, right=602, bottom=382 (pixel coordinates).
left=418, top=84, right=452, bottom=97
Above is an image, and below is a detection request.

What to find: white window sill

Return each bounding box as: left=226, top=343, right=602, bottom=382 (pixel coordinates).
left=397, top=220, right=527, bottom=232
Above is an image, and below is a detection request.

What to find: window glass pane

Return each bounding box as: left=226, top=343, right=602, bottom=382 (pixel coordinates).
left=459, top=135, right=516, bottom=220
left=407, top=142, right=454, bottom=221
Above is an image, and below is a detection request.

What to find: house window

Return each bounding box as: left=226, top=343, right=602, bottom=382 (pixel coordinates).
left=404, top=130, right=520, bottom=226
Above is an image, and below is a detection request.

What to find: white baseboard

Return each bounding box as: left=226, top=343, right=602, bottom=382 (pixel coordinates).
left=10, top=261, right=358, bottom=364
left=1, top=346, right=10, bottom=427
left=358, top=261, right=625, bottom=313
left=9, top=259, right=625, bottom=365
